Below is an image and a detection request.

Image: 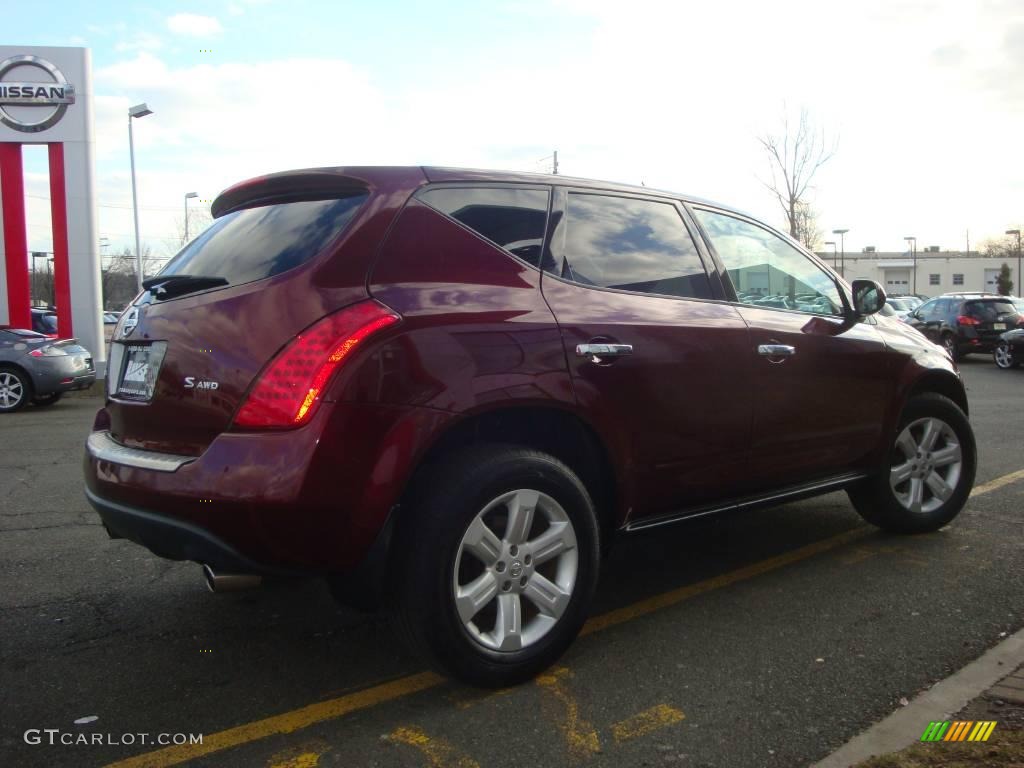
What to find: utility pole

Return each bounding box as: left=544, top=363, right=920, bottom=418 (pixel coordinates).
left=552, top=150, right=558, bottom=175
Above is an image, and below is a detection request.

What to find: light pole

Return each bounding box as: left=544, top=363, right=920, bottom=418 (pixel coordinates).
left=832, top=229, right=849, bottom=278
left=128, top=103, right=153, bottom=291
left=824, top=240, right=837, bottom=269
left=184, top=191, right=198, bottom=243
left=1006, top=229, right=1021, bottom=296
left=905, top=236, right=917, bottom=295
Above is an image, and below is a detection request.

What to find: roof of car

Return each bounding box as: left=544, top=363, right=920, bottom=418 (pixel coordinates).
left=421, top=166, right=735, bottom=211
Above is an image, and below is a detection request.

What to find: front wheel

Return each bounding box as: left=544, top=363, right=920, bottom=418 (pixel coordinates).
left=994, top=340, right=1019, bottom=369
left=393, top=445, right=600, bottom=688
left=848, top=393, right=976, bottom=534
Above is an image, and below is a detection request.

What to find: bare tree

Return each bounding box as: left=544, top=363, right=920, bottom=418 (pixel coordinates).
left=759, top=108, right=837, bottom=245
left=793, top=201, right=824, bottom=252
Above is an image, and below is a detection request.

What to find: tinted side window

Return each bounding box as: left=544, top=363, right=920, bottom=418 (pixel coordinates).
left=160, top=194, right=368, bottom=287
left=561, top=194, right=712, bottom=299
left=916, top=299, right=938, bottom=318
left=418, top=187, right=550, bottom=268
left=694, top=209, right=842, bottom=316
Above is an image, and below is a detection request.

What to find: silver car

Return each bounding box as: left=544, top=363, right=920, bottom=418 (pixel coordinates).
left=0, top=328, right=95, bottom=412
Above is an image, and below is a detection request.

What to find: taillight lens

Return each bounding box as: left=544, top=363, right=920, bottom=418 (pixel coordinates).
left=957, top=315, right=979, bottom=326
left=233, top=300, right=400, bottom=429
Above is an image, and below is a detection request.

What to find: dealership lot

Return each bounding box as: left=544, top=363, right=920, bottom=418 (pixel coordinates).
left=1, top=359, right=1021, bottom=768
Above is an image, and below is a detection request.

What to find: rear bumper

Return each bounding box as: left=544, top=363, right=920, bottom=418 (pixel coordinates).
left=86, top=488, right=281, bottom=574
left=83, top=400, right=455, bottom=574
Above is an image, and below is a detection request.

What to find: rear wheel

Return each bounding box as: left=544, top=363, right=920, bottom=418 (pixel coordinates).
left=0, top=367, right=32, bottom=413
left=393, top=445, right=600, bottom=688
left=32, top=392, right=63, bottom=407
left=848, top=393, right=975, bottom=534
left=994, top=340, right=1019, bottom=369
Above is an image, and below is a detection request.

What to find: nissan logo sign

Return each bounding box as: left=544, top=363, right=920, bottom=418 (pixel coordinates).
left=0, top=55, right=75, bottom=133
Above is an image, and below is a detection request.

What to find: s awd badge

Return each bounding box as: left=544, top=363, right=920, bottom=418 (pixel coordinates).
left=184, top=377, right=219, bottom=390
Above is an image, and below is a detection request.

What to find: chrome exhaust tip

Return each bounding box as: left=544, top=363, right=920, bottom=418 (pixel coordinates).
left=202, top=564, right=262, bottom=593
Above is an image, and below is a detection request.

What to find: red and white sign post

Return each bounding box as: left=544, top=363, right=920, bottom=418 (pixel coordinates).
left=0, top=46, right=103, bottom=369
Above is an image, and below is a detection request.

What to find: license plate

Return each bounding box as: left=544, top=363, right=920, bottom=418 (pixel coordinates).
left=993, top=323, right=1006, bottom=330
left=116, top=343, right=167, bottom=401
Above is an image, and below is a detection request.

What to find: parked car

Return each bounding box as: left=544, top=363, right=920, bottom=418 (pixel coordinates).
left=84, top=167, right=977, bottom=687
left=885, top=296, right=916, bottom=320
left=903, top=292, right=1024, bottom=361
left=0, top=328, right=95, bottom=412
left=994, top=328, right=1024, bottom=369
left=31, top=308, right=58, bottom=337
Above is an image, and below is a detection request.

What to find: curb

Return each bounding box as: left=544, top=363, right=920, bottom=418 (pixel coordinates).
left=812, top=626, right=1024, bottom=767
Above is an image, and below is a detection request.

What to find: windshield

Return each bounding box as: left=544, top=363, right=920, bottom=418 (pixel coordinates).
left=158, top=194, right=368, bottom=288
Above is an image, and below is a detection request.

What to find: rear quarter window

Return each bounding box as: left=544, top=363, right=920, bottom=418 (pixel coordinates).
left=417, top=186, right=550, bottom=268
left=158, top=194, right=368, bottom=287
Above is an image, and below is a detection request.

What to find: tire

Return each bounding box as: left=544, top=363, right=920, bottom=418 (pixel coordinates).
left=32, top=392, right=63, bottom=407
left=941, top=333, right=960, bottom=362
left=994, top=340, right=1019, bottom=369
left=848, top=393, right=976, bottom=534
left=0, top=366, right=33, bottom=413
left=393, top=445, right=600, bottom=688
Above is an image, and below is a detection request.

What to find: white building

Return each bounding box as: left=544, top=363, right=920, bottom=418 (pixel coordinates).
left=814, top=248, right=1018, bottom=297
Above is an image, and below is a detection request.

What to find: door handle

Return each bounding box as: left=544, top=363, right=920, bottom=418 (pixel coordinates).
left=576, top=343, right=633, bottom=363
left=758, top=344, right=796, bottom=357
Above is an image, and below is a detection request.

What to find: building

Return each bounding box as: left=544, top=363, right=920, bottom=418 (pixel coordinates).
left=814, top=247, right=1017, bottom=297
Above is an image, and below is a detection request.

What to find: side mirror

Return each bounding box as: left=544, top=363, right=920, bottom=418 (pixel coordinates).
left=851, top=279, right=886, bottom=316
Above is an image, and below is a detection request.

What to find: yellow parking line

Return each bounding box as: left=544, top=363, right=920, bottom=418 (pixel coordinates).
left=104, top=672, right=443, bottom=768
left=106, top=466, right=1024, bottom=768
left=611, top=704, right=685, bottom=743
left=535, top=666, right=601, bottom=760
left=389, top=725, right=480, bottom=768
left=970, top=468, right=1024, bottom=497
left=580, top=527, right=870, bottom=636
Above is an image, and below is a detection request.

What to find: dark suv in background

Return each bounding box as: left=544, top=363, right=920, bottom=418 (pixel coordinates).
left=904, top=292, right=1024, bottom=361
left=84, top=167, right=976, bottom=686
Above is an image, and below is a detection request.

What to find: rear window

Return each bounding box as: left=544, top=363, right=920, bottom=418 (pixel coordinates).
left=158, top=194, right=368, bottom=287
left=965, top=299, right=1017, bottom=320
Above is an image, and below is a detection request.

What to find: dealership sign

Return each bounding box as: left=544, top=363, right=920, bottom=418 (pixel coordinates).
left=0, top=55, right=75, bottom=133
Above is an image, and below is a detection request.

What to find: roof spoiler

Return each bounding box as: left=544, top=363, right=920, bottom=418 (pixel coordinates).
left=212, top=169, right=370, bottom=218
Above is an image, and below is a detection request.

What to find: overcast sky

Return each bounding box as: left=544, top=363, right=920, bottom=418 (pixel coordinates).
left=13, top=0, right=1024, bottom=266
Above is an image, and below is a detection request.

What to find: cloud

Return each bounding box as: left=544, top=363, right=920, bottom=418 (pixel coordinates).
left=166, top=14, right=223, bottom=38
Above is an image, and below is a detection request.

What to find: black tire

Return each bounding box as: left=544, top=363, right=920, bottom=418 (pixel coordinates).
left=0, top=366, right=33, bottom=413
left=848, top=393, right=976, bottom=534
left=941, top=333, right=960, bottom=362
left=993, top=340, right=1019, bottom=369
left=32, top=392, right=63, bottom=407
left=393, top=445, right=600, bottom=688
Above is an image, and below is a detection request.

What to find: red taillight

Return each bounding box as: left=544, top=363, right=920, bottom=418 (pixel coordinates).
left=957, top=315, right=979, bottom=326
left=233, top=300, right=400, bottom=429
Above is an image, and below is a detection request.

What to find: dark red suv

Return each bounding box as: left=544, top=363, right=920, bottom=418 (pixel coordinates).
left=85, top=167, right=976, bottom=686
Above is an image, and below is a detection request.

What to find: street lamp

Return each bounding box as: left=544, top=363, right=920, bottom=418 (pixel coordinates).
left=1006, top=230, right=1021, bottom=296
left=184, top=191, right=198, bottom=242
left=905, top=236, right=917, bottom=295
left=128, top=102, right=153, bottom=291
left=832, top=229, right=849, bottom=277
left=824, top=240, right=837, bottom=269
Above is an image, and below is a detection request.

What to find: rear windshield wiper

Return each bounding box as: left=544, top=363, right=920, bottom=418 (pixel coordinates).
left=142, top=275, right=228, bottom=300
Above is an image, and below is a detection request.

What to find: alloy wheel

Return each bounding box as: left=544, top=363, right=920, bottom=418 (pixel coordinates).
left=889, top=417, right=963, bottom=514
left=453, top=489, right=578, bottom=652
left=0, top=372, right=25, bottom=409
left=994, top=342, right=1015, bottom=369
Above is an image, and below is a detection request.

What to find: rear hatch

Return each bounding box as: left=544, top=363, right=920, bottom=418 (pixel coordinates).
left=105, top=177, right=373, bottom=456
left=962, top=298, right=1021, bottom=343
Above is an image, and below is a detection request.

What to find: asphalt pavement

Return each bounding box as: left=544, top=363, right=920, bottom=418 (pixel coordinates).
left=1, top=357, right=1022, bottom=768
